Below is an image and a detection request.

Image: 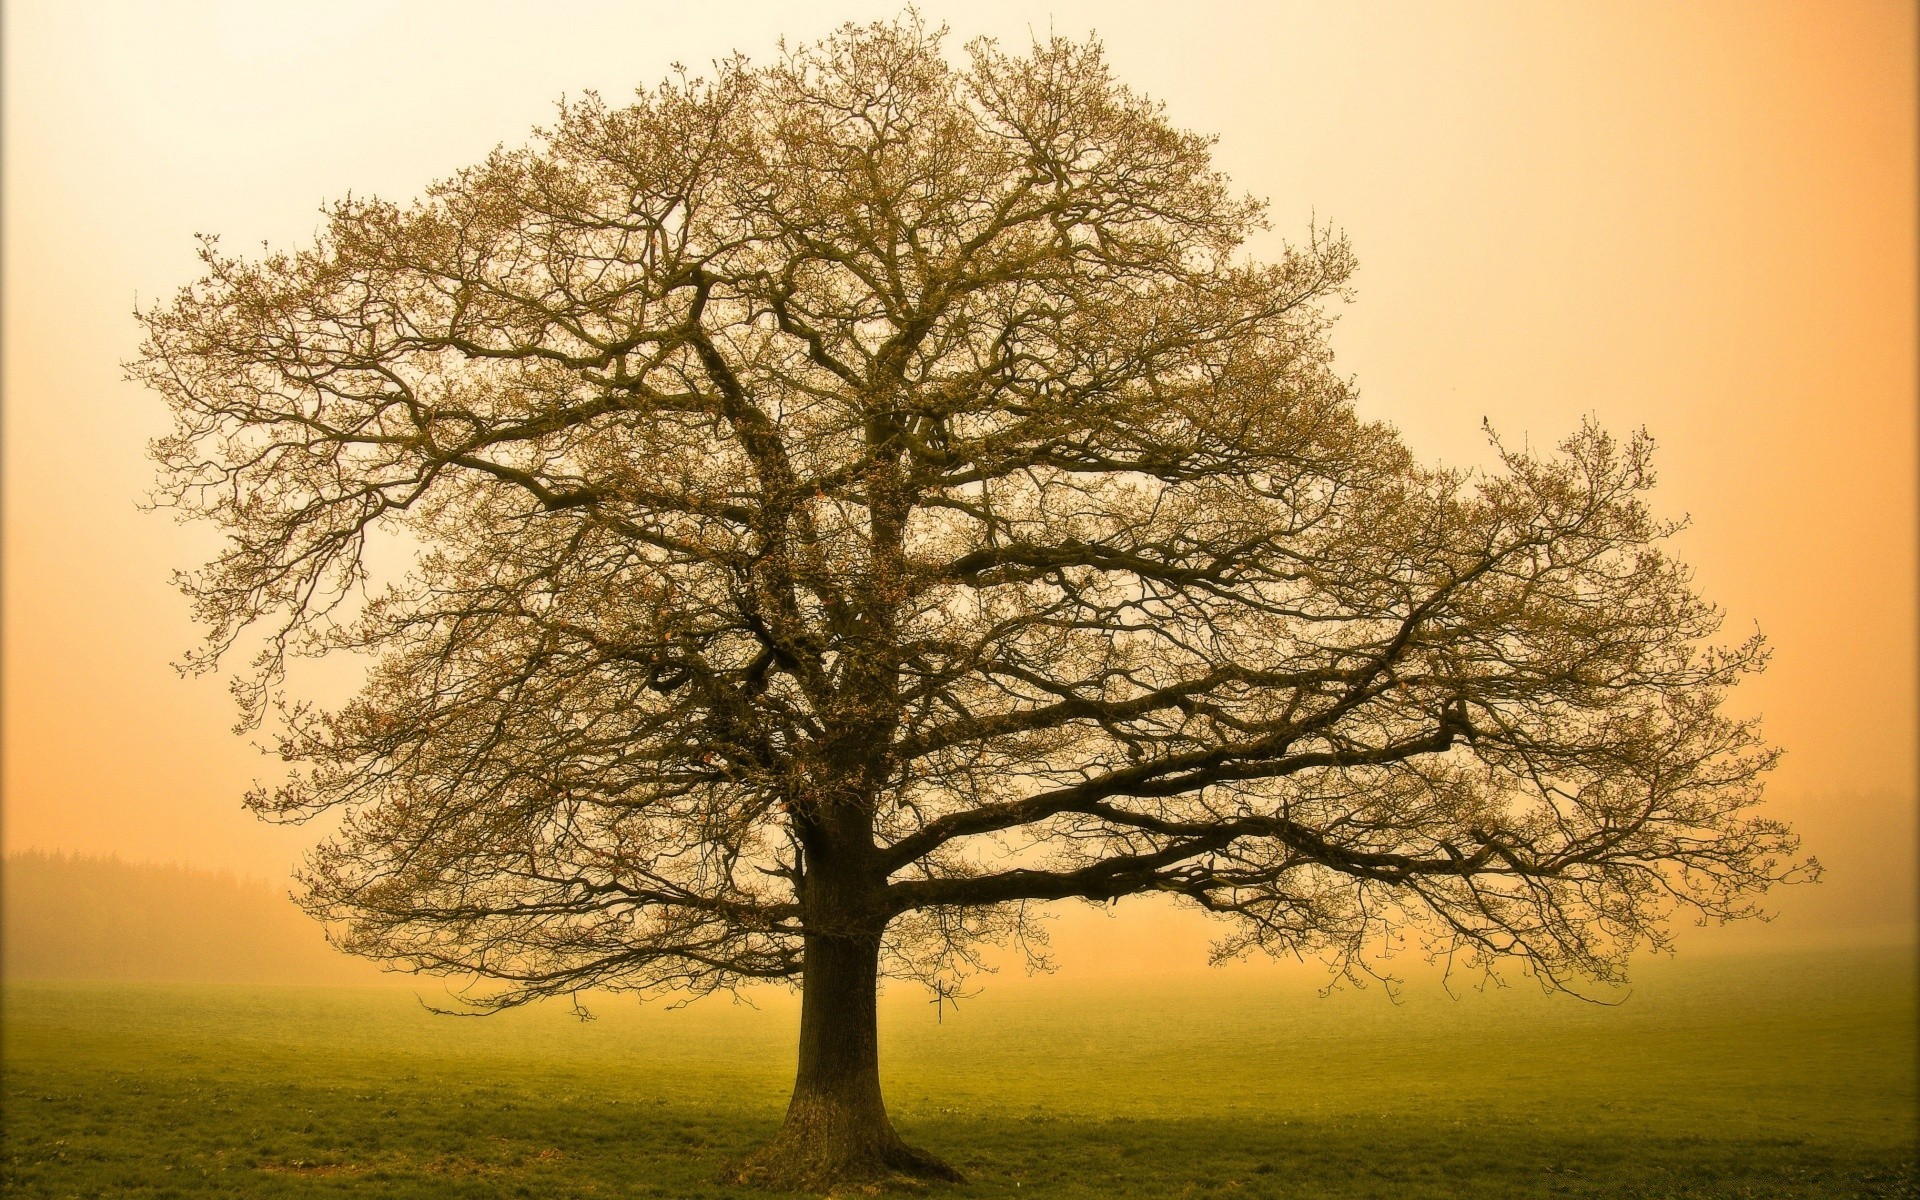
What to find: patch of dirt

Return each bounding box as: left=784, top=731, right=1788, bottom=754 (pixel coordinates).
left=257, top=1160, right=365, bottom=1177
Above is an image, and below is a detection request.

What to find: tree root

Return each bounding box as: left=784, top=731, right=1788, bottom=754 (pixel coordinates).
left=722, top=1134, right=965, bottom=1193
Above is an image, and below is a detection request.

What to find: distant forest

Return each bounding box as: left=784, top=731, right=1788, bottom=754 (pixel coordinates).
left=2, top=851, right=383, bottom=984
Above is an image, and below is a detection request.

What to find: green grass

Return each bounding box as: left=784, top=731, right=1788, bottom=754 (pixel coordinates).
left=3, top=945, right=1915, bottom=1198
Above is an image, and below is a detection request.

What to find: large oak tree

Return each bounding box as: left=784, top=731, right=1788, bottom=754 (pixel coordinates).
left=134, top=18, right=1803, bottom=1189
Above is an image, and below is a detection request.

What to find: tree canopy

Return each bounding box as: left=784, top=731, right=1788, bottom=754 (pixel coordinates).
left=134, top=16, right=1803, bottom=1188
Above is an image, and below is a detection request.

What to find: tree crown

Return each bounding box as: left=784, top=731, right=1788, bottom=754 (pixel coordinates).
left=133, top=16, right=1803, bottom=1009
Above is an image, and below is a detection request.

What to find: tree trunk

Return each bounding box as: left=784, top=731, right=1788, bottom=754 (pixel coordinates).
left=725, top=929, right=962, bottom=1190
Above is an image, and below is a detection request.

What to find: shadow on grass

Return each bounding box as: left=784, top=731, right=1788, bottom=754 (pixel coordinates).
left=4, top=1067, right=1914, bottom=1200
left=907, top=1116, right=1918, bottom=1200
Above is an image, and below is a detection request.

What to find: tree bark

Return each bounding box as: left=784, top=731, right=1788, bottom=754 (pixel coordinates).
left=725, top=929, right=962, bottom=1190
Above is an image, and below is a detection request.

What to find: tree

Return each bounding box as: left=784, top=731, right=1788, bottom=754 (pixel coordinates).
left=133, top=17, right=1805, bottom=1190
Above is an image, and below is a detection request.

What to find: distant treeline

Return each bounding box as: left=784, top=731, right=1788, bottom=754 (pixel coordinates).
left=2, top=851, right=384, bottom=984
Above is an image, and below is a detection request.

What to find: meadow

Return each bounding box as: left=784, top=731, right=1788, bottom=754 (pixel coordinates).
left=3, top=944, right=1914, bottom=1199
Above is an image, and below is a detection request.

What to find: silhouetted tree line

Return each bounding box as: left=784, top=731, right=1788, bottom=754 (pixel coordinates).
left=1, top=851, right=377, bottom=984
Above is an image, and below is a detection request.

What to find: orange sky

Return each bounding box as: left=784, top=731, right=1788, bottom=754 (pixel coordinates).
left=4, top=1, right=1914, bottom=960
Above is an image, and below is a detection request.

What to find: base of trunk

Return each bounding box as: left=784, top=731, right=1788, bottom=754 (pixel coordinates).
left=723, top=1140, right=961, bottom=1194
left=722, top=1093, right=964, bottom=1193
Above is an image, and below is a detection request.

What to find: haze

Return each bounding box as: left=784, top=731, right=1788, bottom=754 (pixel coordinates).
left=4, top=0, right=1913, bottom=973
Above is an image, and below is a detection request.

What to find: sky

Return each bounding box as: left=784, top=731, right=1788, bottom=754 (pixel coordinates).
left=3, top=0, right=1915, bottom=970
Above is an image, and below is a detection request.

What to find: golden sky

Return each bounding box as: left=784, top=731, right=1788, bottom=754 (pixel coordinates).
left=4, top=1, right=1914, bottom=957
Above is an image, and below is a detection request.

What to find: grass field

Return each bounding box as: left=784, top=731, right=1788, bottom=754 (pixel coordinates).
left=3, top=944, right=1914, bottom=1198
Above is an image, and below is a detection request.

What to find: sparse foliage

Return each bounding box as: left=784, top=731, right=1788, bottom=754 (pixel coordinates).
left=134, top=17, right=1803, bottom=1188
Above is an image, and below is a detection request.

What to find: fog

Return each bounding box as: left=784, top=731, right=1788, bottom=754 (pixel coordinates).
left=4, top=1, right=1914, bottom=975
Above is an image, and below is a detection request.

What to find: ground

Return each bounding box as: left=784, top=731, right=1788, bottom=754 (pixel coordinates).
left=2, top=945, right=1914, bottom=1198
